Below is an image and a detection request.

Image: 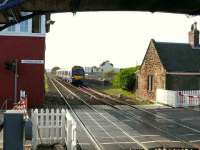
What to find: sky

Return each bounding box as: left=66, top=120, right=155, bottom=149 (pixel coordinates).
left=45, top=11, right=200, bottom=70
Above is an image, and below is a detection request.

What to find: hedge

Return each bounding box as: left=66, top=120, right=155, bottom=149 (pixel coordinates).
left=112, top=66, right=139, bottom=91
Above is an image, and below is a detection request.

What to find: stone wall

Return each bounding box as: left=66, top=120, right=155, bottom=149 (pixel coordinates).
left=136, top=40, right=166, bottom=100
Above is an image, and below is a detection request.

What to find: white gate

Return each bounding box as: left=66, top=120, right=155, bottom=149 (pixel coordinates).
left=65, top=112, right=77, bottom=150
left=31, top=109, right=77, bottom=150
left=156, top=89, right=200, bottom=107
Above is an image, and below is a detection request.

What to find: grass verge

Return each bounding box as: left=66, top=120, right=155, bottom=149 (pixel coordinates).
left=96, top=85, right=153, bottom=105
left=44, top=74, right=49, bottom=94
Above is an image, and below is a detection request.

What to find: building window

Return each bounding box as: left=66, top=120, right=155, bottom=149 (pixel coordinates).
left=136, top=75, right=138, bottom=89
left=147, top=75, right=154, bottom=91
left=7, top=25, right=15, bottom=32
left=20, top=20, right=29, bottom=32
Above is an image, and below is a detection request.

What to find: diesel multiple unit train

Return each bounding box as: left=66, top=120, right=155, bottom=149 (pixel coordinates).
left=56, top=66, right=85, bottom=85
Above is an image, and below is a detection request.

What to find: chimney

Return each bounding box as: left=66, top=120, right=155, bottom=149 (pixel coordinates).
left=189, top=22, right=199, bottom=47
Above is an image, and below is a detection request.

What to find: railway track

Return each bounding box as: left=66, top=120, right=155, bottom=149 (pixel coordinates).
left=80, top=86, right=200, bottom=138
left=48, top=76, right=103, bottom=150
left=64, top=80, right=200, bottom=149
left=80, top=86, right=200, bottom=134
left=53, top=78, right=148, bottom=149
left=79, top=86, right=200, bottom=149
left=49, top=76, right=200, bottom=149
left=43, top=75, right=67, bottom=108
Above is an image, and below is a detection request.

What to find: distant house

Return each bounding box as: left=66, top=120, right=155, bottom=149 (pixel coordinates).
left=84, top=67, right=91, bottom=73
left=91, top=66, right=101, bottom=73
left=85, top=60, right=115, bottom=73
left=85, top=66, right=101, bottom=73
left=84, top=61, right=119, bottom=80
left=100, top=60, right=114, bottom=73
left=136, top=22, right=200, bottom=101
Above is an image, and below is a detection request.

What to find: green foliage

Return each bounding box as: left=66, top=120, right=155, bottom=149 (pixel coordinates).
left=51, top=66, right=60, bottom=74
left=112, top=66, right=140, bottom=91
left=103, top=70, right=116, bottom=81
left=112, top=72, right=120, bottom=87
left=44, top=74, right=49, bottom=93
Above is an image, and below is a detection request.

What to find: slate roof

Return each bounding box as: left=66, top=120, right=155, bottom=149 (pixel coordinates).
left=100, top=61, right=113, bottom=67
left=153, top=40, right=200, bottom=72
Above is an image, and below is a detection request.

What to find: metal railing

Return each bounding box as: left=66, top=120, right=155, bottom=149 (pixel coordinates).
left=156, top=89, right=200, bottom=107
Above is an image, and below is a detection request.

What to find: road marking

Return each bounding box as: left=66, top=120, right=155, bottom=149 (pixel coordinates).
left=89, top=87, right=200, bottom=135
left=132, top=135, right=160, bottom=138
left=50, top=78, right=104, bottom=150
left=190, top=140, right=200, bottom=143
left=141, top=140, right=180, bottom=144
left=102, top=142, right=136, bottom=144
left=56, top=79, right=148, bottom=150
left=84, top=111, right=126, bottom=149
left=79, top=143, right=92, bottom=145
left=86, top=87, right=200, bottom=148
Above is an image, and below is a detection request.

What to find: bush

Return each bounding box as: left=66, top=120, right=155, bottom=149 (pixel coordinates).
left=112, top=66, right=139, bottom=91
left=112, top=72, right=120, bottom=87
left=51, top=66, right=60, bottom=74
left=103, top=70, right=116, bottom=81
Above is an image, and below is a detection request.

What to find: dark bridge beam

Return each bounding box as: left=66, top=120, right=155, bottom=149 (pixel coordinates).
left=16, top=0, right=200, bottom=15
left=1, top=0, right=200, bottom=31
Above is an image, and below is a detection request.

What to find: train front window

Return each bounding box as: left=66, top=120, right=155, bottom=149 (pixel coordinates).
left=72, top=69, right=84, bottom=75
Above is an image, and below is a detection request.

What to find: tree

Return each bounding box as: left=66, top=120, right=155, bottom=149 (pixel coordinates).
left=103, top=70, right=116, bottom=81
left=112, top=66, right=140, bottom=91
left=51, top=66, right=60, bottom=74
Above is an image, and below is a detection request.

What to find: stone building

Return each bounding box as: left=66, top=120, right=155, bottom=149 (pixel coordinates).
left=136, top=22, right=200, bottom=101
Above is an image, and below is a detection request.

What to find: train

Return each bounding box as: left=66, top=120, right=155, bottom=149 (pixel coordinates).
left=56, top=66, right=85, bottom=85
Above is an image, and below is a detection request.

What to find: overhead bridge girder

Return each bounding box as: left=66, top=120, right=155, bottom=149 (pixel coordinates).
left=12, top=0, right=200, bottom=14
left=1, top=0, right=200, bottom=30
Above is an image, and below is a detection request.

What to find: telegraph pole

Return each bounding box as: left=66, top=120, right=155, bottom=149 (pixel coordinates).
left=13, top=59, right=18, bottom=104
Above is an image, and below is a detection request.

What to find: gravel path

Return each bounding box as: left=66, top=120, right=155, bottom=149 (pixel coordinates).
left=43, top=74, right=67, bottom=108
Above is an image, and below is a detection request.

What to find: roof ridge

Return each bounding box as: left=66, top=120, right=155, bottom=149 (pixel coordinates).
left=154, top=39, right=200, bottom=72
left=155, top=41, right=190, bottom=45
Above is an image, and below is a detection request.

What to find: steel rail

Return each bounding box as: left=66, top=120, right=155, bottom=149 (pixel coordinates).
left=57, top=78, right=200, bottom=148
left=73, top=86, right=198, bottom=149
left=54, top=78, right=150, bottom=150
left=58, top=81, right=199, bottom=149
left=87, top=86, right=200, bottom=134
left=81, top=86, right=200, bottom=149
left=49, top=78, right=104, bottom=150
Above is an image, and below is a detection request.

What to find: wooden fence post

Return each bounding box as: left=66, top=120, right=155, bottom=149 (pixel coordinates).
left=67, top=118, right=72, bottom=150
left=61, top=109, right=66, bottom=143
left=32, top=109, right=38, bottom=150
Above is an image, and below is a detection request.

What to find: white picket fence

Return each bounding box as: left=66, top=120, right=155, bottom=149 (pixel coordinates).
left=156, top=89, right=200, bottom=107
left=31, top=109, right=77, bottom=150
left=65, top=111, right=77, bottom=150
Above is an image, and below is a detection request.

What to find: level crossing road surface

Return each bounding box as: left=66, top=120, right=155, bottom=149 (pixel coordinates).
left=48, top=76, right=200, bottom=149
left=74, top=104, right=200, bottom=149
left=137, top=105, right=200, bottom=130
